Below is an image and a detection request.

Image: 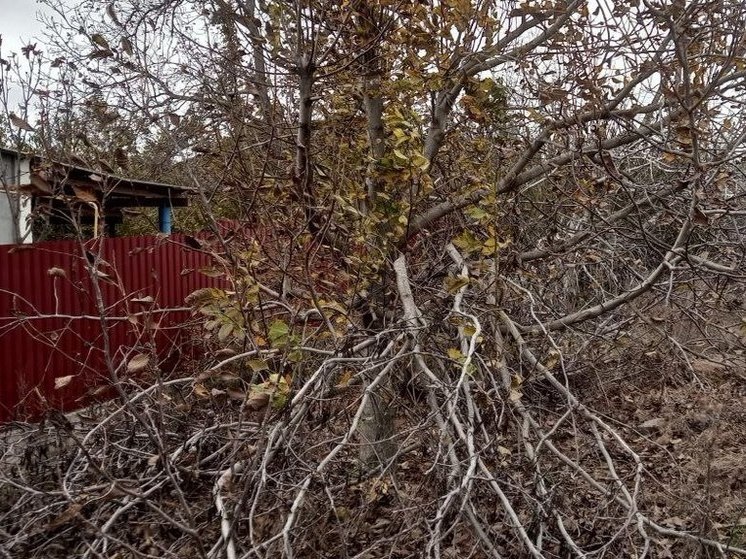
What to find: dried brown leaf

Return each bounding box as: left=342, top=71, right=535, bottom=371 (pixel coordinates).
left=126, top=353, right=150, bottom=374
left=54, top=375, right=75, bottom=389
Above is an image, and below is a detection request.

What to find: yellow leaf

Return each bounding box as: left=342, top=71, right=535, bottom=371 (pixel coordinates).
left=544, top=350, right=560, bottom=369
left=337, top=370, right=353, bottom=387
left=482, top=237, right=497, bottom=256
left=452, top=231, right=481, bottom=254
left=412, top=154, right=430, bottom=171
left=447, top=348, right=463, bottom=360
left=445, top=275, right=470, bottom=294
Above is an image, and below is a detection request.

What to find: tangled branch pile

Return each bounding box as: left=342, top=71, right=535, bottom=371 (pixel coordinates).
left=3, top=0, right=746, bottom=557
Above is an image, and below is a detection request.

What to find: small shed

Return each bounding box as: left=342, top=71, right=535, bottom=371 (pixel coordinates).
left=0, top=148, right=192, bottom=244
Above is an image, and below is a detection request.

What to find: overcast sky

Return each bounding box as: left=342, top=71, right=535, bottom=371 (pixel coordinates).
left=0, top=0, right=51, bottom=54
left=0, top=0, right=55, bottom=116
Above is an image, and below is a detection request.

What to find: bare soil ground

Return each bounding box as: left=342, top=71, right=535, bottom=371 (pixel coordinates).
left=584, top=363, right=746, bottom=557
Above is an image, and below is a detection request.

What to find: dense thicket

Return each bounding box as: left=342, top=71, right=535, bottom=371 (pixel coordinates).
left=3, top=0, right=746, bottom=557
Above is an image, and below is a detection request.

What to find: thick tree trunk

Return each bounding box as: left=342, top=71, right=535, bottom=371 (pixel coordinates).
left=355, top=270, right=399, bottom=471
left=362, top=69, right=384, bottom=210
left=294, top=56, right=319, bottom=235
left=358, top=372, right=397, bottom=471
left=354, top=3, right=398, bottom=471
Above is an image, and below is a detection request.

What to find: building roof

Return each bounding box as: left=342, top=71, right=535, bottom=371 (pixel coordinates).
left=0, top=147, right=193, bottom=208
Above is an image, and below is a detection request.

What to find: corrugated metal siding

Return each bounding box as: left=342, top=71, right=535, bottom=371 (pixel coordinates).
left=0, top=234, right=223, bottom=422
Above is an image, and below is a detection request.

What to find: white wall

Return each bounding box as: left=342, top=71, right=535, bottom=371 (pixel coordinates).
left=0, top=152, right=32, bottom=245
left=0, top=191, right=16, bottom=245
left=17, top=157, right=32, bottom=243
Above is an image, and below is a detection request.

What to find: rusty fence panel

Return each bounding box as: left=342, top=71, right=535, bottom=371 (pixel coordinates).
left=0, top=234, right=221, bottom=423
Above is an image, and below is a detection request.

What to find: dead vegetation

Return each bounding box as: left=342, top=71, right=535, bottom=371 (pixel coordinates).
left=3, top=0, right=746, bottom=557
left=2, top=291, right=745, bottom=559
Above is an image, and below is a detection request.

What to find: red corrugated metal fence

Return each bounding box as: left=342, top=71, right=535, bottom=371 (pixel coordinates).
left=0, top=234, right=221, bottom=423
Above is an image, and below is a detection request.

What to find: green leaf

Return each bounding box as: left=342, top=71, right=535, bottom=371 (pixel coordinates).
left=218, top=322, right=234, bottom=342
left=268, top=320, right=290, bottom=347
left=250, top=373, right=291, bottom=409
left=247, top=359, right=269, bottom=372
left=466, top=206, right=489, bottom=221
